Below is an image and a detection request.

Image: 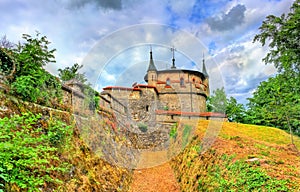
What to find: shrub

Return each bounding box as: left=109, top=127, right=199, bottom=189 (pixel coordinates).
left=138, top=123, right=148, bottom=132
left=11, top=75, right=41, bottom=102
left=0, top=113, right=72, bottom=191
left=182, top=124, right=192, bottom=147
left=169, top=123, right=178, bottom=139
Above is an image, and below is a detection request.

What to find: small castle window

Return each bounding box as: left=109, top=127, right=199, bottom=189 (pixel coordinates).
left=146, top=105, right=149, bottom=112
left=180, top=78, right=184, bottom=87
left=166, top=78, right=170, bottom=86
left=192, top=78, right=195, bottom=83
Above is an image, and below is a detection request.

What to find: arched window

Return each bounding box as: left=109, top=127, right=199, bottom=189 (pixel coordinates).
left=192, top=78, right=195, bottom=83
left=166, top=78, right=170, bottom=86
left=180, top=77, right=184, bottom=87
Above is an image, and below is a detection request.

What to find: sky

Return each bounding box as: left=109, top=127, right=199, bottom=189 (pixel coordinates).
left=0, top=0, right=295, bottom=105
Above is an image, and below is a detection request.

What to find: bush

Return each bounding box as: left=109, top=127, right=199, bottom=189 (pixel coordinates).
left=182, top=124, right=192, bottom=147
left=169, top=123, right=178, bottom=139
left=0, top=113, right=72, bottom=191
left=11, top=75, right=40, bottom=102
left=8, top=32, right=62, bottom=106
left=138, top=123, right=148, bottom=132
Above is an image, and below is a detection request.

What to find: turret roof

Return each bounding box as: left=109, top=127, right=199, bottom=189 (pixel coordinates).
left=147, top=49, right=157, bottom=71
left=202, top=54, right=208, bottom=77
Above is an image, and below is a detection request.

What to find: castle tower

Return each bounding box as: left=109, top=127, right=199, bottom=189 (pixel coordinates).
left=146, top=47, right=157, bottom=86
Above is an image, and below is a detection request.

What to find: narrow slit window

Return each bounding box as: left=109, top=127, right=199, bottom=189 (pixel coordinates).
left=166, top=78, right=170, bottom=86
left=180, top=78, right=184, bottom=86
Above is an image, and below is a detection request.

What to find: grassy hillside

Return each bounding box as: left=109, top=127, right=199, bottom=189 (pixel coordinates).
left=1, top=90, right=299, bottom=191
left=171, top=120, right=300, bottom=191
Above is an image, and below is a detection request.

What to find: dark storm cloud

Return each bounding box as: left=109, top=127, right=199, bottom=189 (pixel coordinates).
left=69, top=0, right=122, bottom=10
left=207, top=4, right=246, bottom=31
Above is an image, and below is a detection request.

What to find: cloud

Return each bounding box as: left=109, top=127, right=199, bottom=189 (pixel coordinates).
left=0, top=0, right=294, bottom=105
left=78, top=24, right=212, bottom=92
left=210, top=36, right=277, bottom=105
left=207, top=4, right=246, bottom=31
left=67, top=0, right=122, bottom=10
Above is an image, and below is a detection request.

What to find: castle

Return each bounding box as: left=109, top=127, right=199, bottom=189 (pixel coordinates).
left=100, top=48, right=216, bottom=125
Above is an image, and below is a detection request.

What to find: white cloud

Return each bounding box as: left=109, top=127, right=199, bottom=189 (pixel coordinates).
left=0, top=0, right=294, bottom=105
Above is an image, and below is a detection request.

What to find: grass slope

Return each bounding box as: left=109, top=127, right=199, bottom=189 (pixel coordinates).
left=171, top=120, right=300, bottom=191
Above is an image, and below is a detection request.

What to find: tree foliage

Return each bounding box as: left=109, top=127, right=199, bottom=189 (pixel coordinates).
left=253, top=0, right=300, bottom=74
left=247, top=74, right=300, bottom=136
left=249, top=0, right=300, bottom=137
left=0, top=48, right=16, bottom=77
left=58, top=63, right=100, bottom=110
left=207, top=87, right=227, bottom=113
left=6, top=32, right=62, bottom=105
left=226, top=97, right=246, bottom=123
left=15, top=33, right=56, bottom=77
left=207, top=88, right=246, bottom=123
left=58, top=63, right=87, bottom=83
left=0, top=113, right=72, bottom=191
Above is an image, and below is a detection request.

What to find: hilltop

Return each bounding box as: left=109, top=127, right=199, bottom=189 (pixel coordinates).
left=170, top=120, right=300, bottom=191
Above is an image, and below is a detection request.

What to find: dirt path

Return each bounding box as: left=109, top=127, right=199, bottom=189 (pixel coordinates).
left=128, top=162, right=180, bottom=192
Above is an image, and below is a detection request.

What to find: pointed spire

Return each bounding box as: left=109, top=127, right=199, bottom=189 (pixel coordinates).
left=147, top=45, right=157, bottom=71
left=202, top=53, right=208, bottom=77
left=171, top=46, right=176, bottom=69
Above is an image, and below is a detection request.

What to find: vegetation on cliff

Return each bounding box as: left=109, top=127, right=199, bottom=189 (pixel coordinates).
left=0, top=93, right=132, bottom=191
left=0, top=112, right=72, bottom=191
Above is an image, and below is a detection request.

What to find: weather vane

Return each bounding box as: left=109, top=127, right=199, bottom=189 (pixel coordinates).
left=170, top=46, right=176, bottom=69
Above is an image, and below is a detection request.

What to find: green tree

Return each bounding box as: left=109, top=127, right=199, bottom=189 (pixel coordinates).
left=247, top=74, right=300, bottom=137
left=207, top=87, right=227, bottom=113
left=58, top=63, right=100, bottom=110
left=0, top=48, right=16, bottom=77
left=14, top=33, right=56, bottom=77
left=249, top=0, right=300, bottom=138
left=10, top=32, right=62, bottom=105
left=253, top=0, right=300, bottom=74
left=226, top=97, right=246, bottom=123
left=58, top=63, right=87, bottom=83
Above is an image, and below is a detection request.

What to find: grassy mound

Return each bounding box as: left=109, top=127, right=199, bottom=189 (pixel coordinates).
left=171, top=120, right=300, bottom=191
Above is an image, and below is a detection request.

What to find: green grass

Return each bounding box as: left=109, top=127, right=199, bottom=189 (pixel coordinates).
left=198, top=153, right=290, bottom=191
left=171, top=120, right=300, bottom=191
left=0, top=113, right=72, bottom=191
left=220, top=122, right=300, bottom=148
